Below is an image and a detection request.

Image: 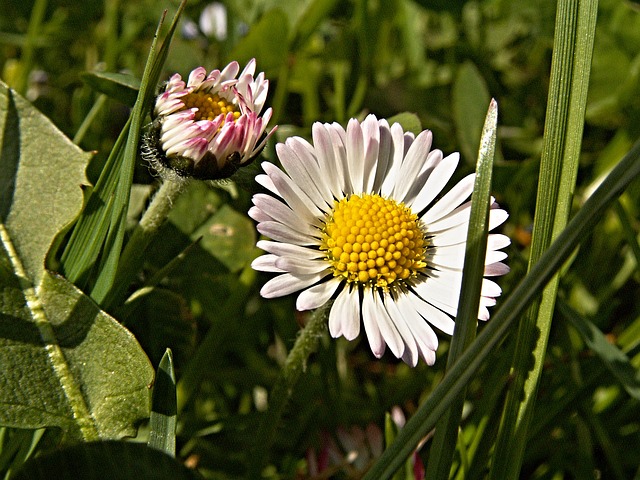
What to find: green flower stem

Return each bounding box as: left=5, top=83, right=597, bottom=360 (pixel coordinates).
left=246, top=304, right=329, bottom=479
left=101, top=178, right=188, bottom=311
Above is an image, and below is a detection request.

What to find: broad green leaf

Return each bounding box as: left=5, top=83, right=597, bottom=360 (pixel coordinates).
left=193, top=204, right=257, bottom=272
left=0, top=81, right=91, bottom=286
left=452, top=62, right=491, bottom=165
left=227, top=9, right=290, bottom=75
left=0, top=261, right=153, bottom=441
left=148, top=349, right=177, bottom=457
left=12, top=441, right=201, bottom=480
left=0, top=80, right=153, bottom=442
left=387, top=112, right=422, bottom=136
left=81, top=71, right=141, bottom=107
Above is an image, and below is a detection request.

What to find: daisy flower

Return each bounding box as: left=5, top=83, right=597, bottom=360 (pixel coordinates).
left=144, top=58, right=275, bottom=180
left=250, top=115, right=509, bottom=366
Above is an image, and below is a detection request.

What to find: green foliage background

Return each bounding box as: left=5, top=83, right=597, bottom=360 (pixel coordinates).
left=1, top=0, right=639, bottom=478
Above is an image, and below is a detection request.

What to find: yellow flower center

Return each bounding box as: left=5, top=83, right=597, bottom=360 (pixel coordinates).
left=321, top=194, right=428, bottom=290
left=183, top=90, right=241, bottom=123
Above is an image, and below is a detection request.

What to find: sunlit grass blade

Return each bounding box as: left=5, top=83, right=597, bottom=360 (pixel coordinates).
left=148, top=349, right=176, bottom=457
left=424, top=99, right=497, bottom=480
left=489, top=1, right=599, bottom=478
left=361, top=137, right=640, bottom=480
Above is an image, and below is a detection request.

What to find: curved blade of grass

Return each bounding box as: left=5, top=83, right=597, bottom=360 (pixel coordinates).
left=148, top=349, right=176, bottom=457
left=361, top=137, right=640, bottom=480
left=489, top=1, right=598, bottom=478
left=424, top=99, right=497, bottom=480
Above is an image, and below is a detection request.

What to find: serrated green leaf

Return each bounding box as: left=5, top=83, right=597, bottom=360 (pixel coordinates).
left=148, top=349, right=177, bottom=457
left=0, top=80, right=91, bottom=286
left=193, top=204, right=257, bottom=272
left=81, top=71, right=141, bottom=107
left=387, top=112, right=422, bottom=136
left=12, top=441, right=201, bottom=480
left=452, top=62, right=491, bottom=165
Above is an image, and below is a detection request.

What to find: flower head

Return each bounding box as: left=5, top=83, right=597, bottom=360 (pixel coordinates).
left=250, top=115, right=509, bottom=366
left=144, top=59, right=275, bottom=180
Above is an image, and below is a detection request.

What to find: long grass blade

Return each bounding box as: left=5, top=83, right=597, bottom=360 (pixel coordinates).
left=489, top=1, right=599, bottom=478
left=424, top=99, right=498, bottom=480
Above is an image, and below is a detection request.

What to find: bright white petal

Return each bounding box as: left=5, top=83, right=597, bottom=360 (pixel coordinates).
left=383, top=295, right=419, bottom=366
left=361, top=291, right=386, bottom=358
left=423, top=173, right=475, bottom=224
left=329, top=285, right=361, bottom=340
left=257, top=221, right=318, bottom=246
left=346, top=118, right=365, bottom=193
left=260, top=272, right=326, bottom=298
left=392, top=130, right=432, bottom=202
left=275, top=256, right=329, bottom=275
left=256, top=240, right=324, bottom=260
left=296, top=277, right=342, bottom=310
left=410, top=152, right=460, bottom=213
left=251, top=254, right=286, bottom=273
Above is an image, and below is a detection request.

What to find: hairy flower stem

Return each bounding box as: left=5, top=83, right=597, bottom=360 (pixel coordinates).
left=102, top=178, right=188, bottom=311
left=247, top=305, right=329, bottom=478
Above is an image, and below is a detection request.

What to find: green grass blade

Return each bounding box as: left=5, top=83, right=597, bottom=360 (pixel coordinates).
left=361, top=137, right=640, bottom=480
left=148, top=349, right=177, bottom=457
left=558, top=299, right=640, bottom=400
left=489, top=1, right=599, bottom=478
left=424, top=99, right=498, bottom=480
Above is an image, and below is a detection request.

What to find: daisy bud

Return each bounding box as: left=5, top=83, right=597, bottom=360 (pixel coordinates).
left=143, top=59, right=276, bottom=181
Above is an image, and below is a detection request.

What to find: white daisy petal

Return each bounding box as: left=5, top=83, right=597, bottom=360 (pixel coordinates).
left=260, top=272, right=326, bottom=298
left=361, top=292, right=387, bottom=358
left=295, top=277, right=342, bottom=311
left=392, top=130, right=433, bottom=202
left=410, top=152, right=460, bottom=213
left=384, top=295, right=419, bottom=367
left=485, top=262, right=510, bottom=276
left=312, top=122, right=343, bottom=199
left=423, top=173, right=475, bottom=223
left=329, top=285, right=361, bottom=340
left=251, top=254, right=286, bottom=273
left=275, top=256, right=329, bottom=275
left=257, top=221, right=318, bottom=246
left=252, top=193, right=318, bottom=236
left=361, top=114, right=381, bottom=193
left=346, top=118, right=366, bottom=193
